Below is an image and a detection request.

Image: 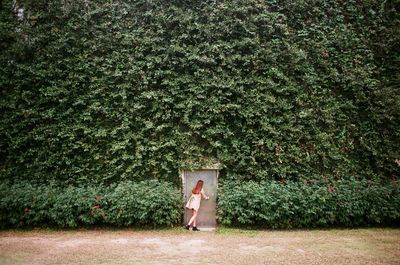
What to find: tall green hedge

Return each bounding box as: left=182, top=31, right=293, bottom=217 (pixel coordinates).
left=0, top=0, right=399, bottom=185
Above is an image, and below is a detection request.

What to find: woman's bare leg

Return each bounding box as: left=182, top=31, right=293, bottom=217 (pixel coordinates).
left=188, top=209, right=198, bottom=226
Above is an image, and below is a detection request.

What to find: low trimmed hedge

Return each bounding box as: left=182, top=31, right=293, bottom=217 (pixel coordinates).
left=1, top=178, right=399, bottom=229
left=0, top=180, right=182, bottom=228
left=218, top=178, right=400, bottom=228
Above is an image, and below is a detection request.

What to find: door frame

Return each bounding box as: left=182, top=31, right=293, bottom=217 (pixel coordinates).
left=180, top=168, right=219, bottom=228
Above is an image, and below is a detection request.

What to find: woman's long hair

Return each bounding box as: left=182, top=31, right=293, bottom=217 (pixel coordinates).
left=192, top=180, right=204, bottom=194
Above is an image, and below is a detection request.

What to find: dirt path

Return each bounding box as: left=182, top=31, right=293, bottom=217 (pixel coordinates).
left=0, top=228, right=399, bottom=265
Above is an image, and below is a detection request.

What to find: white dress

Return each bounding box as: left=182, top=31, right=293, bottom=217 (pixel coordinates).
left=185, top=188, right=206, bottom=211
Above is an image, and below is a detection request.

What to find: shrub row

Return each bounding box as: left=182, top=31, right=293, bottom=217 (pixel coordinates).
left=2, top=178, right=399, bottom=229
left=218, top=178, right=400, bottom=228
left=0, top=180, right=182, bottom=228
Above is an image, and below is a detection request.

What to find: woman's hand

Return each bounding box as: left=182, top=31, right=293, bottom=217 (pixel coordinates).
left=201, top=189, right=210, bottom=200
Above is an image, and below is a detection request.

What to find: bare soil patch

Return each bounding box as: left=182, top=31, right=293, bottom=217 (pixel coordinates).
left=0, top=228, right=399, bottom=265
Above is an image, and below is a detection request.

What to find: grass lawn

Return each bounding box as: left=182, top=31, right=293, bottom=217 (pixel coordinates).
left=0, top=227, right=399, bottom=265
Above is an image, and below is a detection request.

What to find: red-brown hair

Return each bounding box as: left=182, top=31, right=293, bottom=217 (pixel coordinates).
left=192, top=180, right=204, bottom=194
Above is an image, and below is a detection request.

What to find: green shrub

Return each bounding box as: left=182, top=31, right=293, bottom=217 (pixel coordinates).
left=0, top=180, right=182, bottom=228
left=1, top=178, right=398, bottom=229
left=104, top=180, right=182, bottom=226
left=0, top=181, right=59, bottom=227
left=218, top=179, right=400, bottom=228
left=49, top=185, right=108, bottom=227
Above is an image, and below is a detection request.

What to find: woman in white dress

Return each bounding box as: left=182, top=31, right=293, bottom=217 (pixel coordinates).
left=185, top=180, right=209, bottom=231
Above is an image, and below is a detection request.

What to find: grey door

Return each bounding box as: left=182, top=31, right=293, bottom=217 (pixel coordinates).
left=183, top=169, right=218, bottom=228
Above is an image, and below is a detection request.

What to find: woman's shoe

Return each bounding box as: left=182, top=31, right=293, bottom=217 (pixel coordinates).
left=185, top=225, right=190, bottom=230
left=192, top=226, right=200, bottom=231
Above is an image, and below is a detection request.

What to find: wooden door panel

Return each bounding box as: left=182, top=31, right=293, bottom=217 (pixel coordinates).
left=184, top=170, right=217, bottom=228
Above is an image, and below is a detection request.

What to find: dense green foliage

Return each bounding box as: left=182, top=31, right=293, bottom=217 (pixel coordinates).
left=0, top=180, right=182, bottom=228
left=0, top=0, right=399, bottom=185
left=2, top=178, right=398, bottom=229
left=218, top=179, right=400, bottom=228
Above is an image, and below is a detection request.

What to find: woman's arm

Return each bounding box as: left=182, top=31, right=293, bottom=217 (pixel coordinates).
left=201, top=188, right=209, bottom=200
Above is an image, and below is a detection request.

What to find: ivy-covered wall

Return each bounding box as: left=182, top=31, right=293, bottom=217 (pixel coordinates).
left=1, top=0, right=399, bottom=185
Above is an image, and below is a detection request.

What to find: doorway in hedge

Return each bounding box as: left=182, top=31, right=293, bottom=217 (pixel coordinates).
left=182, top=169, right=218, bottom=229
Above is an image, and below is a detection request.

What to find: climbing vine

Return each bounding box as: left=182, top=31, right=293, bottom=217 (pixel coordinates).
left=0, top=0, right=399, bottom=185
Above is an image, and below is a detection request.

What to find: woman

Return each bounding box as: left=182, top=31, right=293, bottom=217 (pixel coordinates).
left=185, top=180, right=209, bottom=231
